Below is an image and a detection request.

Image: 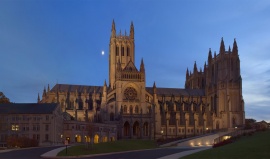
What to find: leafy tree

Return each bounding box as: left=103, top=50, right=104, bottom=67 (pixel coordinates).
left=0, top=91, right=10, bottom=104
left=245, top=118, right=256, bottom=129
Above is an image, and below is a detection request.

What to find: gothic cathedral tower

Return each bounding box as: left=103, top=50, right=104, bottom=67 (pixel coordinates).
left=107, top=20, right=152, bottom=139
left=109, top=20, right=135, bottom=89
left=205, top=38, right=245, bottom=129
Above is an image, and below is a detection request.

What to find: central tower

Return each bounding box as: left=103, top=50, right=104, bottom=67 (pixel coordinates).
left=109, top=20, right=135, bottom=89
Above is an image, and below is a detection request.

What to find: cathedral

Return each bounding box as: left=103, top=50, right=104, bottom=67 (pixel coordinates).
left=40, top=20, right=245, bottom=140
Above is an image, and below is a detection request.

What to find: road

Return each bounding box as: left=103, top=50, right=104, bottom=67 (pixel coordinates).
left=79, top=147, right=195, bottom=159
left=0, top=146, right=196, bottom=159
left=0, top=146, right=62, bottom=159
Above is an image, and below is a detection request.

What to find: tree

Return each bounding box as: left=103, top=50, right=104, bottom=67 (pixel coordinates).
left=245, top=118, right=256, bottom=129
left=0, top=92, right=10, bottom=104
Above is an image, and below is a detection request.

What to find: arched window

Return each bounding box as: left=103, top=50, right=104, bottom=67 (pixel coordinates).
left=121, top=46, right=124, bottom=56
left=124, top=121, right=130, bottom=136
left=123, top=105, right=127, bottom=113
left=78, top=99, right=83, bottom=110
left=133, top=121, right=140, bottom=137
left=127, top=47, right=130, bottom=56
left=214, top=94, right=218, bottom=115
left=135, top=105, right=139, bottom=114
left=70, top=100, right=74, bottom=109
left=169, top=112, right=176, bottom=125
left=130, top=105, right=133, bottom=114
left=110, top=112, right=114, bottom=121
left=232, top=117, right=236, bottom=127
left=116, top=46, right=119, bottom=56
left=216, top=121, right=220, bottom=130
left=143, top=122, right=149, bottom=136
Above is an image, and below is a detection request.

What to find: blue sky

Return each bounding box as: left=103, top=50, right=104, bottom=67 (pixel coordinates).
left=1, top=0, right=270, bottom=122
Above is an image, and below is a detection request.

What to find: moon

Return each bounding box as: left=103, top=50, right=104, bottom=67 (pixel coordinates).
left=101, top=50, right=105, bottom=55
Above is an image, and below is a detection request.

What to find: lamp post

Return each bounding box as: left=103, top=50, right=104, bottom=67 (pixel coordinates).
left=161, top=130, right=164, bottom=141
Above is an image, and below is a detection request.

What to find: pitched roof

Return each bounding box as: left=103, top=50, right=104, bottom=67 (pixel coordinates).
left=122, top=60, right=138, bottom=72
left=146, top=87, right=205, bottom=96
left=0, top=103, right=58, bottom=114
left=50, top=84, right=103, bottom=93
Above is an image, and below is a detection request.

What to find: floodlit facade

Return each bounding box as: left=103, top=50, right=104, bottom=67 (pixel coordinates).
left=40, top=21, right=245, bottom=140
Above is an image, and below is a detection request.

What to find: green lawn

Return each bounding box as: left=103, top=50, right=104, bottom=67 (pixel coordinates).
left=181, top=130, right=270, bottom=159
left=57, top=139, right=158, bottom=156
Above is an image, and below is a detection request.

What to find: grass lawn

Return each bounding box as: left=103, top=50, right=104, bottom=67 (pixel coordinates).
left=58, top=139, right=158, bottom=156
left=181, top=130, right=270, bottom=159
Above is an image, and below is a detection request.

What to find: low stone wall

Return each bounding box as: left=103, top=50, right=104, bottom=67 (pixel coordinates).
left=176, top=131, right=230, bottom=147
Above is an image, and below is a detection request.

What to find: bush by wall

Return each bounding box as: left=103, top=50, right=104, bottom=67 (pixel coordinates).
left=6, top=136, right=38, bottom=148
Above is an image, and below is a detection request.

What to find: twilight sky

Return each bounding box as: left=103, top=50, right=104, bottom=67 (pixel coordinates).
left=1, top=0, right=270, bottom=122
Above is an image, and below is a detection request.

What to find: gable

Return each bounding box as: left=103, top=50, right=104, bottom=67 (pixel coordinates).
left=122, top=60, right=138, bottom=72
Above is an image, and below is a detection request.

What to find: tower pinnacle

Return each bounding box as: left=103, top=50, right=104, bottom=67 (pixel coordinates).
left=140, top=58, right=145, bottom=72
left=111, top=20, right=116, bottom=38
left=232, top=38, right=238, bottom=55
left=130, top=21, right=134, bottom=39
left=219, top=37, right=225, bottom=54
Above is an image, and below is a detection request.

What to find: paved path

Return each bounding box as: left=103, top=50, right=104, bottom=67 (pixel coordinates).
left=0, top=146, right=62, bottom=159
left=157, top=147, right=211, bottom=159
left=41, top=146, right=211, bottom=159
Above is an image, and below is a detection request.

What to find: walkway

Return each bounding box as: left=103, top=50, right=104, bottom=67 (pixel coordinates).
left=40, top=145, right=211, bottom=159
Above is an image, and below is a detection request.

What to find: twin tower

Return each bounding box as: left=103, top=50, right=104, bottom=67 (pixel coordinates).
left=108, top=20, right=244, bottom=135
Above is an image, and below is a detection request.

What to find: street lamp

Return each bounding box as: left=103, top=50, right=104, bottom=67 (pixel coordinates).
left=161, top=130, right=164, bottom=140
left=235, top=126, right=238, bottom=136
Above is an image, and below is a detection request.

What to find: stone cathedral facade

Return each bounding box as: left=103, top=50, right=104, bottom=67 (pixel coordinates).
left=40, top=21, right=245, bottom=140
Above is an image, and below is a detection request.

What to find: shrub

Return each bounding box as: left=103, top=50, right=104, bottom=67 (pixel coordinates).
left=7, top=136, right=39, bottom=148
left=213, top=139, right=233, bottom=148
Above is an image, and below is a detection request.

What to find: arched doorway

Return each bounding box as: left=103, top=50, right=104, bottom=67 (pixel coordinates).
left=75, top=135, right=81, bottom=142
left=102, top=136, right=108, bottom=142
left=85, top=136, right=90, bottom=143
left=124, top=121, right=130, bottom=136
left=232, top=117, right=236, bottom=127
left=216, top=121, right=220, bottom=130
left=94, top=134, right=99, bottom=143
left=133, top=121, right=140, bottom=138
left=143, top=122, right=149, bottom=136
left=110, top=137, right=115, bottom=141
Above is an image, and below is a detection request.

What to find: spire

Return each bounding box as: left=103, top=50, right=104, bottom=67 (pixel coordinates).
left=232, top=38, right=238, bottom=55
left=47, top=84, right=50, bottom=93
left=153, top=82, right=157, bottom=94
left=228, top=45, right=231, bottom=53
left=204, top=61, right=207, bottom=72
left=37, top=93, right=40, bottom=103
left=219, top=37, right=225, bottom=54
left=193, top=61, right=198, bottom=73
left=208, top=48, right=212, bottom=59
left=111, top=19, right=116, bottom=38
left=130, top=21, right=134, bottom=39
left=186, top=68, right=189, bottom=79
left=140, top=58, right=145, bottom=72
left=104, top=80, right=107, bottom=87
left=214, top=51, right=217, bottom=58
left=103, top=80, right=107, bottom=93
left=42, top=86, right=46, bottom=97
